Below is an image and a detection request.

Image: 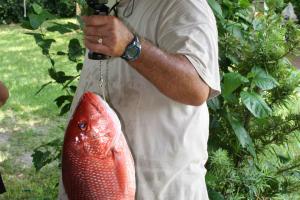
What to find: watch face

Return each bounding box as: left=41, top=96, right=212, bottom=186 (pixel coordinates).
left=122, top=36, right=141, bottom=61
left=127, top=46, right=139, bottom=59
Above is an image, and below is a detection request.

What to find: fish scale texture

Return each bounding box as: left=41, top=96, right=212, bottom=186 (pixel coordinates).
left=62, top=92, right=135, bottom=200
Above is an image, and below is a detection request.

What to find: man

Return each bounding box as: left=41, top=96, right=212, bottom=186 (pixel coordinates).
left=59, top=0, right=220, bottom=199
left=0, top=81, right=9, bottom=194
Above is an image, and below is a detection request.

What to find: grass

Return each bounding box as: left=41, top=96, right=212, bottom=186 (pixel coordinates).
left=0, top=19, right=81, bottom=199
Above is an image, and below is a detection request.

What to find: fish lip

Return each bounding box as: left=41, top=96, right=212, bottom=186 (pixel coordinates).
left=83, top=92, right=104, bottom=115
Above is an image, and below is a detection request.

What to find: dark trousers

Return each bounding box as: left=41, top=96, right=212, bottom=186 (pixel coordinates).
left=0, top=174, right=5, bottom=194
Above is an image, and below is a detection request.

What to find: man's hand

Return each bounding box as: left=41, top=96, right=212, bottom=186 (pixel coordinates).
left=82, top=16, right=134, bottom=57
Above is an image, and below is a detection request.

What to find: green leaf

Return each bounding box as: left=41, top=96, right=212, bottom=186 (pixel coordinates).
left=28, top=9, right=54, bottom=30
left=252, top=18, right=264, bottom=31
left=208, top=187, right=225, bottom=200
left=32, top=3, right=43, bottom=14
left=250, top=67, right=279, bottom=90
left=40, top=38, right=56, bottom=55
left=76, top=63, right=83, bottom=72
left=48, top=68, right=57, bottom=80
left=55, top=71, right=67, bottom=84
left=32, top=138, right=63, bottom=171
left=223, top=72, right=249, bottom=96
left=48, top=68, right=74, bottom=84
left=26, top=33, right=56, bottom=55
left=277, top=154, right=291, bottom=164
left=69, top=86, right=77, bottom=93
left=57, top=51, right=66, bottom=55
left=225, top=20, right=244, bottom=40
left=60, top=103, right=71, bottom=116
left=241, top=91, right=272, bottom=118
left=208, top=97, right=220, bottom=111
left=227, top=113, right=256, bottom=157
left=47, top=22, right=79, bottom=34
left=54, top=95, right=73, bottom=108
left=40, top=10, right=55, bottom=21
left=238, top=0, right=251, bottom=8
left=207, top=0, right=223, bottom=19
left=68, top=39, right=83, bottom=62
left=32, top=150, right=52, bottom=171
left=21, top=19, right=33, bottom=30
left=58, top=74, right=74, bottom=84
left=28, top=14, right=44, bottom=30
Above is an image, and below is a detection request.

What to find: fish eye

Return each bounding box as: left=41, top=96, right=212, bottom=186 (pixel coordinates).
left=78, top=121, right=87, bottom=131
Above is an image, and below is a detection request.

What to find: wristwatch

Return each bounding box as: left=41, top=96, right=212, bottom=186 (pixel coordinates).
left=121, top=35, right=142, bottom=61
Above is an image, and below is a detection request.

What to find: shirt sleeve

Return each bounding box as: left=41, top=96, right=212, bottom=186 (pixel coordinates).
left=156, top=0, right=221, bottom=99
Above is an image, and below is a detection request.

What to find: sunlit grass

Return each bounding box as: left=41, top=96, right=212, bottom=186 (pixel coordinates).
left=0, top=19, right=81, bottom=199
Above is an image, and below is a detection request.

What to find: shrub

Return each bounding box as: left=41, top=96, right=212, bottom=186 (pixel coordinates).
left=0, top=0, right=76, bottom=24
left=0, top=0, right=24, bottom=24
left=207, top=0, right=300, bottom=198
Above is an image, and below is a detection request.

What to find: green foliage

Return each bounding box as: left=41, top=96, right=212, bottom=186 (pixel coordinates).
left=23, top=3, right=83, bottom=117
left=28, top=3, right=55, bottom=30
left=207, top=149, right=272, bottom=199
left=19, top=3, right=84, bottom=173
left=0, top=22, right=71, bottom=198
left=0, top=0, right=76, bottom=24
left=227, top=113, right=256, bottom=157
left=32, top=138, right=63, bottom=171
left=207, top=0, right=300, bottom=198
left=0, top=0, right=24, bottom=24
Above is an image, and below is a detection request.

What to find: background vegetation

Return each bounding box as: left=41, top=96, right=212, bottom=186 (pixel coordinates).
left=0, top=0, right=75, bottom=24
left=207, top=0, right=300, bottom=199
left=0, top=0, right=299, bottom=199
left=0, top=19, right=79, bottom=199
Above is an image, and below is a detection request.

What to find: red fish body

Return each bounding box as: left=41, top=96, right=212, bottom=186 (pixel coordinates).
left=62, top=92, right=135, bottom=200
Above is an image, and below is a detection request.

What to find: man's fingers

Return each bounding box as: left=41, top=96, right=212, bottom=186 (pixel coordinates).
left=82, top=15, right=112, bottom=26
left=84, top=39, right=111, bottom=56
left=85, top=35, right=108, bottom=46
left=83, top=26, right=110, bottom=37
left=85, top=35, right=100, bottom=43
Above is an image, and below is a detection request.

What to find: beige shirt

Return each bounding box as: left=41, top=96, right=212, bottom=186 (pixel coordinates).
left=59, top=0, right=220, bottom=199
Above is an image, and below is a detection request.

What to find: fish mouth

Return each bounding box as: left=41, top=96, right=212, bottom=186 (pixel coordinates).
left=83, top=92, right=104, bottom=115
